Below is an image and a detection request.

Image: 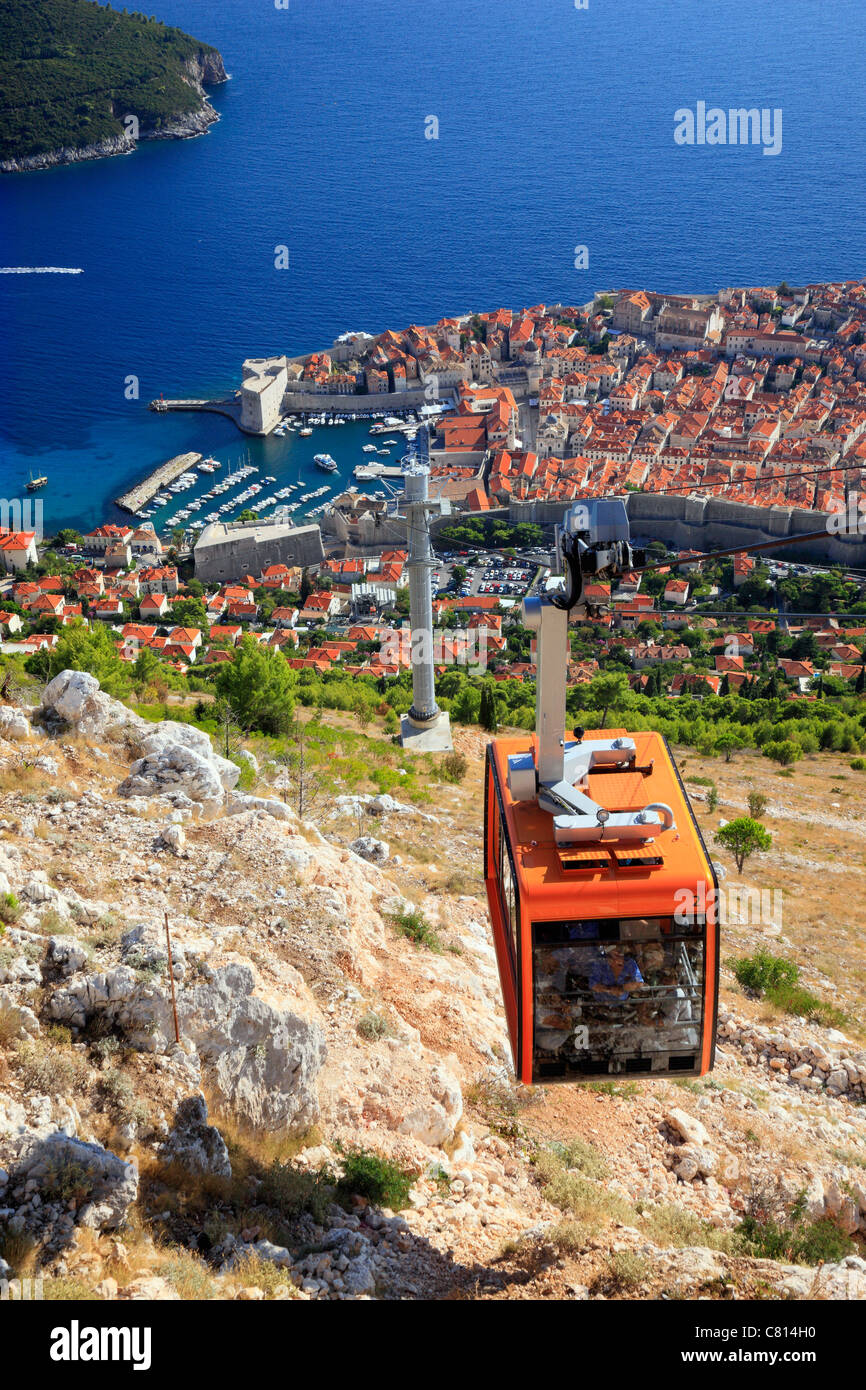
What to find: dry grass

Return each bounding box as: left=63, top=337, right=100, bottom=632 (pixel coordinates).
left=534, top=1147, right=635, bottom=1230
left=153, top=1249, right=217, bottom=1300
left=0, top=1228, right=40, bottom=1277
left=679, top=744, right=866, bottom=1040
left=0, top=999, right=24, bottom=1045
left=230, top=1252, right=298, bottom=1299
left=13, top=1035, right=90, bottom=1095
left=639, top=1204, right=742, bottom=1253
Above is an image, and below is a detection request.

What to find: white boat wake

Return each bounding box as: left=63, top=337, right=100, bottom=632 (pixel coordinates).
left=0, top=266, right=84, bottom=274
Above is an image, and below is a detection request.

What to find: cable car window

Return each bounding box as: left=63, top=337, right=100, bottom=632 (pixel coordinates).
left=498, top=814, right=518, bottom=965
left=532, top=919, right=705, bottom=1078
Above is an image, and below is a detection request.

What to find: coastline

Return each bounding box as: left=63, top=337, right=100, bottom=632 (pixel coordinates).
left=0, top=50, right=228, bottom=175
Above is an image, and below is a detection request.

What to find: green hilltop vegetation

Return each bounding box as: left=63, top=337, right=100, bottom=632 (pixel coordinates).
left=0, top=0, right=223, bottom=161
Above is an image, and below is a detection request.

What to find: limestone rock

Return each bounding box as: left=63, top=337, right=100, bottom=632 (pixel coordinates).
left=118, top=744, right=230, bottom=814
left=0, top=706, right=31, bottom=741
left=49, top=958, right=325, bottom=1133
left=40, top=670, right=139, bottom=742
left=4, top=1130, right=138, bottom=1239
left=158, top=1095, right=231, bottom=1178
left=117, top=1277, right=181, bottom=1301
left=45, top=937, right=88, bottom=979
left=665, top=1108, right=711, bottom=1148
left=226, top=792, right=293, bottom=820
left=0, top=989, right=40, bottom=1038
left=398, top=1065, right=463, bottom=1148
left=350, top=836, right=390, bottom=865
left=159, top=824, right=186, bottom=856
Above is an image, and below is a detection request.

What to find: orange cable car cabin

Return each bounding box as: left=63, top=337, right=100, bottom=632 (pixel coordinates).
left=484, top=729, right=719, bottom=1084
left=480, top=497, right=719, bottom=1087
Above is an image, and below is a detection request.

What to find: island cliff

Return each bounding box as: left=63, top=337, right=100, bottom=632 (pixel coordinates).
left=0, top=1, right=228, bottom=173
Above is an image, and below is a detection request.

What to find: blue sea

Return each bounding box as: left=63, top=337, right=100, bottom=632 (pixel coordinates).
left=1, top=0, right=865, bottom=534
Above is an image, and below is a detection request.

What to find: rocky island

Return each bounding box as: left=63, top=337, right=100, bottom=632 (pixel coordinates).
left=0, top=0, right=227, bottom=173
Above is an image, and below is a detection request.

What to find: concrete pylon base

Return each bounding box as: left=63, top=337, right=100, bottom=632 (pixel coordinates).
left=399, top=711, right=453, bottom=753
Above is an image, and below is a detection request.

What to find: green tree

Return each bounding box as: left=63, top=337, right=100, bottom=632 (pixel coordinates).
left=166, top=596, right=209, bottom=632
left=714, top=817, right=772, bottom=874
left=132, top=644, right=162, bottom=692
left=715, top=730, right=746, bottom=763
left=214, top=635, right=296, bottom=735
left=479, top=682, right=498, bottom=732
left=763, top=739, right=802, bottom=766
left=26, top=620, right=129, bottom=697
left=588, top=672, right=632, bottom=727
left=52, top=528, right=83, bottom=548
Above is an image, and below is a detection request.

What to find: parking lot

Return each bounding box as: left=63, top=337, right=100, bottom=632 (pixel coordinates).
left=430, top=549, right=542, bottom=602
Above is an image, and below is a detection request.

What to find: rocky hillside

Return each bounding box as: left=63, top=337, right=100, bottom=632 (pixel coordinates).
left=0, top=673, right=864, bottom=1301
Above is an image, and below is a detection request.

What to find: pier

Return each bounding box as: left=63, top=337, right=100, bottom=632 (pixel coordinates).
left=353, top=461, right=408, bottom=481
left=114, top=452, right=203, bottom=514
left=149, top=397, right=242, bottom=426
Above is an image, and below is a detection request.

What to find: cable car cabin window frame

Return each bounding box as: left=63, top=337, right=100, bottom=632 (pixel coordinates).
left=531, top=915, right=707, bottom=1083
left=484, top=749, right=523, bottom=1061
left=487, top=757, right=519, bottom=970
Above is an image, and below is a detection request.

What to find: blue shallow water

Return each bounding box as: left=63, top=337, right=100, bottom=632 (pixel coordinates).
left=1, top=0, right=864, bottom=533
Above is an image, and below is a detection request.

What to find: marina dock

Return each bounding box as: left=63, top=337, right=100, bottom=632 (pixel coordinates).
left=115, top=452, right=203, bottom=514
left=353, top=461, right=408, bottom=481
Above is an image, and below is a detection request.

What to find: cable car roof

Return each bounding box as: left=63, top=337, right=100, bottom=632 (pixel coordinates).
left=490, top=728, right=714, bottom=923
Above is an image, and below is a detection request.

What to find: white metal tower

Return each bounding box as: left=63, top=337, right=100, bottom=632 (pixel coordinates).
left=399, top=461, right=453, bottom=751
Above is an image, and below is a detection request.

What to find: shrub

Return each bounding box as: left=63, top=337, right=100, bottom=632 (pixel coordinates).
left=230, top=1252, right=295, bottom=1299
left=388, top=907, right=443, bottom=953
left=731, top=949, right=799, bottom=994
left=257, top=1161, right=334, bottom=1226
left=356, top=1009, right=391, bottom=1041
left=738, top=1213, right=855, bottom=1266
left=714, top=816, right=772, bottom=873
left=42, top=1278, right=101, bottom=1300
left=747, top=790, right=768, bottom=820
left=0, top=893, right=21, bottom=925
left=439, top=751, right=468, bottom=784
left=538, top=1167, right=634, bottom=1228
left=336, top=1148, right=415, bottom=1211
left=730, top=949, right=845, bottom=1026
left=547, top=1220, right=591, bottom=1254
left=850, top=758, right=866, bottom=771
left=706, top=783, right=719, bottom=813
left=14, top=1038, right=89, bottom=1094
left=763, top=739, right=802, bottom=766
left=99, top=1068, right=148, bottom=1126
left=608, top=1251, right=650, bottom=1289
left=155, top=1254, right=217, bottom=1300
left=41, top=1154, right=97, bottom=1205
left=640, top=1205, right=741, bottom=1253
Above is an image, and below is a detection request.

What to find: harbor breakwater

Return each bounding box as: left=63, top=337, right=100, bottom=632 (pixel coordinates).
left=115, top=452, right=203, bottom=515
